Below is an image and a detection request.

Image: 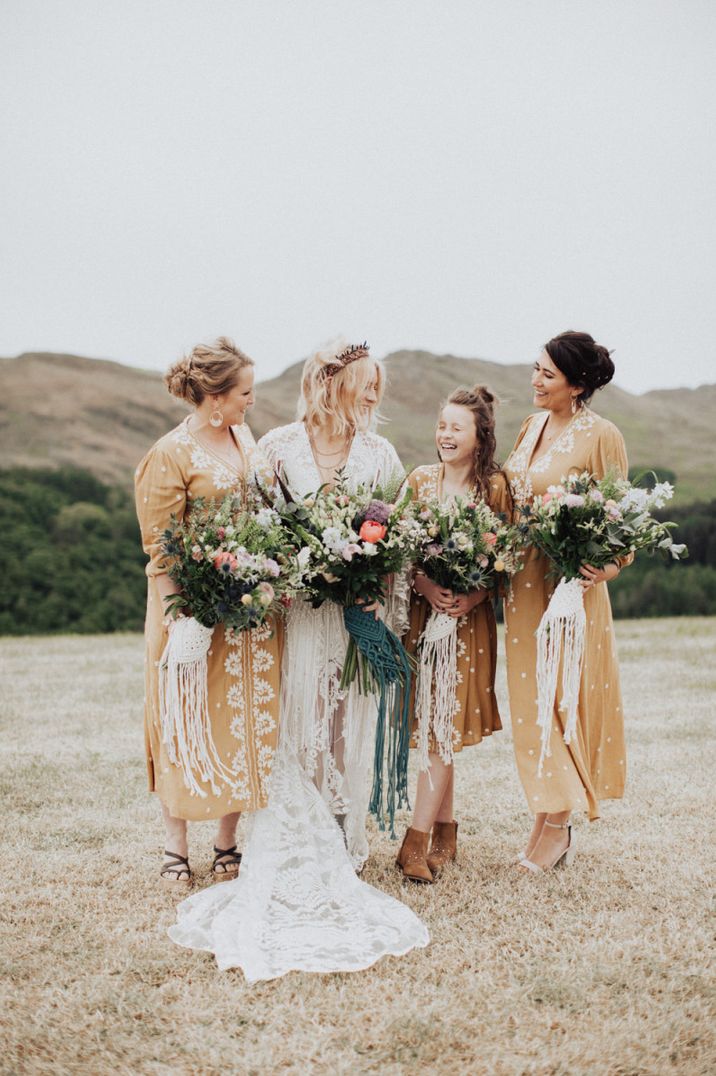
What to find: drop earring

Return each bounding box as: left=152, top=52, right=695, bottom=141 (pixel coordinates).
left=570, top=396, right=578, bottom=415
left=210, top=409, right=224, bottom=428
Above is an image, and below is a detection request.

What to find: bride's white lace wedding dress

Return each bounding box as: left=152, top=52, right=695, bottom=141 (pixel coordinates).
left=168, top=423, right=429, bottom=980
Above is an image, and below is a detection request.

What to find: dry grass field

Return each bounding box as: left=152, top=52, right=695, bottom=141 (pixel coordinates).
left=1, top=619, right=714, bottom=1075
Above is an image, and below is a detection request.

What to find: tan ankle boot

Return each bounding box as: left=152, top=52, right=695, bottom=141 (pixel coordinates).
left=427, top=821, right=458, bottom=874
left=395, top=827, right=434, bottom=884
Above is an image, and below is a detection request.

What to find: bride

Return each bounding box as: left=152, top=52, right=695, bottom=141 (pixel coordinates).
left=168, top=339, right=429, bottom=980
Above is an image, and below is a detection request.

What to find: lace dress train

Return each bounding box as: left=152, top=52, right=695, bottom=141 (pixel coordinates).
left=168, top=744, right=429, bottom=981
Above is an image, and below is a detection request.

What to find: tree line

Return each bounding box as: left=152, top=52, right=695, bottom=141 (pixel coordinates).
left=0, top=466, right=713, bottom=636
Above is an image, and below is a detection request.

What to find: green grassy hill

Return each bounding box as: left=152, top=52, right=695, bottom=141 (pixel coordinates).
left=2, top=350, right=714, bottom=502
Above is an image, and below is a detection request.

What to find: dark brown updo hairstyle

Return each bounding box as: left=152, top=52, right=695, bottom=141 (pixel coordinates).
left=164, top=336, right=254, bottom=407
left=442, top=384, right=504, bottom=503
left=544, top=330, right=615, bottom=406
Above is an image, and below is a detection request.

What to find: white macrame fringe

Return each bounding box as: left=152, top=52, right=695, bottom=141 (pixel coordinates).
left=535, top=577, right=586, bottom=777
left=416, top=611, right=458, bottom=778
left=159, top=617, right=235, bottom=798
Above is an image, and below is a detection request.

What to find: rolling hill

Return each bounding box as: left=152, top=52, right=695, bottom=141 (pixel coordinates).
left=1, top=350, right=714, bottom=503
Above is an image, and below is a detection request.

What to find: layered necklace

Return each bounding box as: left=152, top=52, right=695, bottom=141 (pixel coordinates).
left=306, top=425, right=354, bottom=483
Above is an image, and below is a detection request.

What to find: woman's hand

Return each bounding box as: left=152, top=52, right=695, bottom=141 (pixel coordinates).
left=578, top=562, right=620, bottom=591
left=355, top=597, right=382, bottom=620
left=447, top=589, right=489, bottom=618
left=413, top=574, right=456, bottom=614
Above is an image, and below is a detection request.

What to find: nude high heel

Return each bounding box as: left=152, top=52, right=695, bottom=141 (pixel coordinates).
left=520, top=820, right=575, bottom=874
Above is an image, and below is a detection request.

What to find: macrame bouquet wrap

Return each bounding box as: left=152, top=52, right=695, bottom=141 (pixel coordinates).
left=534, top=578, right=586, bottom=776
left=342, top=605, right=413, bottom=837
left=415, top=611, right=459, bottom=772
left=159, top=617, right=235, bottom=798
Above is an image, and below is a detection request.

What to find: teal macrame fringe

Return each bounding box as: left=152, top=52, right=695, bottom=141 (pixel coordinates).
left=341, top=605, right=413, bottom=838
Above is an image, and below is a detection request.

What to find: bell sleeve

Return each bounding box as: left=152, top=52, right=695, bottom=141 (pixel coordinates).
left=487, top=470, right=514, bottom=520
left=134, top=444, right=187, bottom=579
left=587, top=420, right=634, bottom=571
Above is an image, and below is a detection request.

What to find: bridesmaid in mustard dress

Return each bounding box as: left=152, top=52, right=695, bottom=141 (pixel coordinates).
left=396, top=386, right=511, bottom=883
left=503, top=331, right=632, bottom=873
left=135, top=338, right=281, bottom=886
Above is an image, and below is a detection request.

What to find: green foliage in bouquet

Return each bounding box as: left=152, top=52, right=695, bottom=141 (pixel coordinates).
left=415, top=496, right=525, bottom=594
left=161, top=492, right=299, bottom=630
left=272, top=471, right=419, bottom=610
left=526, top=471, right=688, bottom=582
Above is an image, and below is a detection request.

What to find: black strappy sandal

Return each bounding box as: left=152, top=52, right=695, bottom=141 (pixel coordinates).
left=211, top=844, right=242, bottom=883
left=160, top=849, right=192, bottom=887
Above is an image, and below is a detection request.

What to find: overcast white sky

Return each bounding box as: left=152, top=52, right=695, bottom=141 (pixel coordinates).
left=1, top=1, right=714, bottom=393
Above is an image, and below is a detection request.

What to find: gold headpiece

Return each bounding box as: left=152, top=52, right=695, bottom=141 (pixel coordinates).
left=321, top=341, right=370, bottom=380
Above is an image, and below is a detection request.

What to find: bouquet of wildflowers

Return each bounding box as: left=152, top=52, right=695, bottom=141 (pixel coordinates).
left=156, top=493, right=301, bottom=800
left=527, top=471, right=686, bottom=581
left=411, top=495, right=524, bottom=770
left=526, top=471, right=686, bottom=776
left=161, top=492, right=300, bottom=630
left=272, top=472, right=419, bottom=833
left=276, top=475, right=419, bottom=614
left=415, top=496, right=524, bottom=594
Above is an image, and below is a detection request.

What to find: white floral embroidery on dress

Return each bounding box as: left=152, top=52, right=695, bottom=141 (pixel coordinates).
left=506, top=409, right=596, bottom=506
left=252, top=649, right=275, bottom=673
left=254, top=709, right=277, bottom=737
left=414, top=464, right=440, bottom=502
left=253, top=677, right=274, bottom=705
left=173, top=422, right=238, bottom=492
left=224, top=649, right=242, bottom=677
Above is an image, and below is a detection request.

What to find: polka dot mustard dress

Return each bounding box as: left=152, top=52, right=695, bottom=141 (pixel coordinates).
left=403, top=464, right=510, bottom=754
left=503, top=408, right=631, bottom=819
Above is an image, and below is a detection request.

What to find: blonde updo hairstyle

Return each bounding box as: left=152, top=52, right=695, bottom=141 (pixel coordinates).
left=298, top=337, right=385, bottom=438
left=165, top=336, right=254, bottom=407
left=440, top=384, right=504, bottom=503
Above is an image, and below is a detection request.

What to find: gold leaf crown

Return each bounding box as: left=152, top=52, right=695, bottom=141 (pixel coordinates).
left=321, top=341, right=370, bottom=379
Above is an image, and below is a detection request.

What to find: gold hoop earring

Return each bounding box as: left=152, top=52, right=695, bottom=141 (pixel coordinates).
left=210, top=409, right=224, bottom=428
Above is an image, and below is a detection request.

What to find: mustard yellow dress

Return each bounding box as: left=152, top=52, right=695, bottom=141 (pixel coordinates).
left=134, top=417, right=281, bottom=821
left=404, top=465, right=511, bottom=752
left=503, top=408, right=630, bottom=820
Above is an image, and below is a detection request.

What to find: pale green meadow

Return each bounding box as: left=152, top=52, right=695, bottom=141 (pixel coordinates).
left=1, top=619, right=714, bottom=1075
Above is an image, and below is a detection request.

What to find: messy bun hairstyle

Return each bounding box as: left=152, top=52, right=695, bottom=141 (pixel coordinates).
left=165, top=337, right=254, bottom=406
left=442, top=384, right=503, bottom=503
left=298, top=336, right=384, bottom=437
left=544, top=331, right=615, bottom=406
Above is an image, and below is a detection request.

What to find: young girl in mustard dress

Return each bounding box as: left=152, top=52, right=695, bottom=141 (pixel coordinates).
left=396, top=386, right=511, bottom=883
left=504, top=331, right=631, bottom=874
left=135, top=338, right=281, bottom=886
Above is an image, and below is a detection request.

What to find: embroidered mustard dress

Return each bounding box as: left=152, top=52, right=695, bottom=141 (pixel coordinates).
left=404, top=465, right=511, bottom=752
left=503, top=407, right=630, bottom=820
left=134, top=418, right=281, bottom=821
